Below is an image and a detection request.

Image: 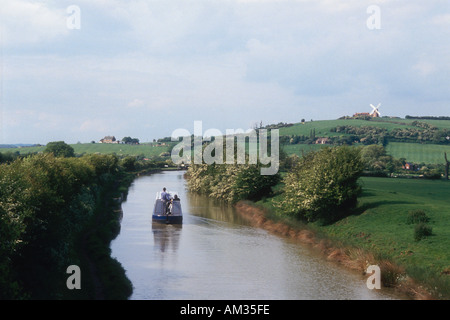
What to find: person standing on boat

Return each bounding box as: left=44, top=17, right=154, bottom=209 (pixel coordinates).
left=161, top=187, right=172, bottom=214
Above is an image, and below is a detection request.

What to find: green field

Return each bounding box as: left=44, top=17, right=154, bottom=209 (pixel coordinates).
left=278, top=119, right=414, bottom=137
left=283, top=141, right=450, bottom=164
left=319, top=177, right=450, bottom=296
left=278, top=118, right=450, bottom=164
left=281, top=144, right=325, bottom=157
left=386, top=142, right=450, bottom=164
left=279, top=118, right=450, bottom=137
left=0, top=143, right=172, bottom=158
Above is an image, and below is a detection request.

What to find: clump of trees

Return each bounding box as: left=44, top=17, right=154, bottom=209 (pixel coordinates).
left=121, top=137, right=140, bottom=145
left=44, top=141, right=75, bottom=157
left=331, top=126, right=388, bottom=145
left=359, top=144, right=400, bottom=174
left=277, top=146, right=364, bottom=224
left=186, top=163, right=280, bottom=203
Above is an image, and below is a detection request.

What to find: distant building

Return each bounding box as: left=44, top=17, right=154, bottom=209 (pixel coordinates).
left=353, top=112, right=379, bottom=118
left=100, top=136, right=118, bottom=143
left=403, top=162, right=419, bottom=171
left=315, top=137, right=330, bottom=145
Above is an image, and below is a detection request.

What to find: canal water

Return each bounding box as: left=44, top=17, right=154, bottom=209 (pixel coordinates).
left=110, top=171, right=403, bottom=300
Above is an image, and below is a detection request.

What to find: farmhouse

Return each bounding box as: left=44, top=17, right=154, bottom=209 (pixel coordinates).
left=315, top=137, right=330, bottom=144
left=403, top=162, right=419, bottom=171
left=100, top=136, right=119, bottom=144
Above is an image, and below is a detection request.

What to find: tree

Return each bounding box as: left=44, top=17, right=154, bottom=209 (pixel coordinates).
left=445, top=152, right=449, bottom=180
left=232, top=164, right=280, bottom=202
left=279, top=146, right=364, bottom=224
left=360, top=144, right=392, bottom=171
left=122, top=137, right=140, bottom=144
left=44, top=141, right=74, bottom=157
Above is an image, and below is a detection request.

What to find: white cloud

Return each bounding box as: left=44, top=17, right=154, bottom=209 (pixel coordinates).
left=79, top=119, right=109, bottom=133
left=413, top=61, right=437, bottom=77
left=1, top=0, right=450, bottom=144
left=432, top=13, right=450, bottom=25
left=127, top=98, right=145, bottom=108
left=0, top=0, right=68, bottom=46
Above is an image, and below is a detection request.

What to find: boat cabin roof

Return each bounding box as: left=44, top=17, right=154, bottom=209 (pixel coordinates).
left=155, top=191, right=179, bottom=200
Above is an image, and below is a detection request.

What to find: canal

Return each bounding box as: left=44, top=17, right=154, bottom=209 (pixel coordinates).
left=110, top=170, right=403, bottom=300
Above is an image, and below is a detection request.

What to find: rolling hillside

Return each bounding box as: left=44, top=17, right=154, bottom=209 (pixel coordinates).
left=278, top=118, right=450, bottom=164
left=2, top=117, right=450, bottom=164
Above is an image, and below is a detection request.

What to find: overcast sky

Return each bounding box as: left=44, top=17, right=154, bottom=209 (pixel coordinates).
left=1, top=0, right=449, bottom=144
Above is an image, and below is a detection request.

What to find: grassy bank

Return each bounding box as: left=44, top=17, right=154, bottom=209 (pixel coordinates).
left=251, top=176, right=450, bottom=299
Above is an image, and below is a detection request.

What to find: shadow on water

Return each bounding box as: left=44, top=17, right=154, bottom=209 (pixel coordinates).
left=186, top=192, right=250, bottom=226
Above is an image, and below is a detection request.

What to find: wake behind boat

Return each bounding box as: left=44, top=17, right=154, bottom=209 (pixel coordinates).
left=152, top=191, right=183, bottom=224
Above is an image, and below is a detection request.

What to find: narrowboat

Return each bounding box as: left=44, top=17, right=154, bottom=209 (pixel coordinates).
left=152, top=191, right=183, bottom=224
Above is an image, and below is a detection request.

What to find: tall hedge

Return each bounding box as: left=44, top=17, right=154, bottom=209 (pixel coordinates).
left=278, top=146, right=364, bottom=224
left=186, top=163, right=280, bottom=203
left=0, top=153, right=120, bottom=299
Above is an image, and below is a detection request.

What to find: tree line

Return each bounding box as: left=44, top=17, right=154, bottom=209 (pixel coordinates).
left=331, top=122, right=450, bottom=145
left=279, top=121, right=450, bottom=147
left=0, top=144, right=161, bottom=299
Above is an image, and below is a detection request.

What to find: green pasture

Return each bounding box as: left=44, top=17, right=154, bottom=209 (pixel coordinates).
left=281, top=144, right=325, bottom=157
left=279, top=118, right=450, bottom=137
left=386, top=142, right=450, bottom=164
left=0, top=143, right=172, bottom=158
left=278, top=118, right=417, bottom=137
left=319, top=177, right=450, bottom=296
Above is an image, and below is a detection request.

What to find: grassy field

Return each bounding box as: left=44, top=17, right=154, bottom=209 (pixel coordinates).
left=278, top=118, right=416, bottom=137
left=259, top=176, right=450, bottom=297
left=278, top=118, right=450, bottom=164
left=279, top=118, right=450, bottom=137
left=386, top=142, right=450, bottom=164
left=281, top=144, right=325, bottom=157
left=317, top=177, right=450, bottom=296
left=0, top=143, right=172, bottom=158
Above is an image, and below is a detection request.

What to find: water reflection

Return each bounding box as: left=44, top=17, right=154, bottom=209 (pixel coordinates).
left=186, top=192, right=250, bottom=226
left=152, top=223, right=182, bottom=253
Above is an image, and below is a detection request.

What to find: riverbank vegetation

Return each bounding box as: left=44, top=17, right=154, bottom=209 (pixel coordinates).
left=186, top=163, right=280, bottom=203
left=251, top=172, right=450, bottom=299
left=185, top=132, right=449, bottom=299
left=277, top=146, right=363, bottom=224
left=0, top=150, right=161, bottom=299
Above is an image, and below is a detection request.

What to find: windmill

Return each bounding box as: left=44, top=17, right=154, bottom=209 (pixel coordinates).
left=370, top=103, right=381, bottom=117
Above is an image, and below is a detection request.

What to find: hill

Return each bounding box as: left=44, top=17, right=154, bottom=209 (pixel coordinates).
left=2, top=117, right=450, bottom=165
left=277, top=117, right=450, bottom=165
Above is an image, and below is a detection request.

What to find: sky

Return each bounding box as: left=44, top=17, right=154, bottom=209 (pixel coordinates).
left=0, top=0, right=449, bottom=144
